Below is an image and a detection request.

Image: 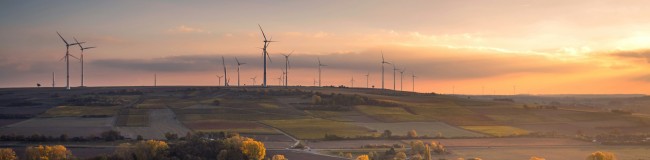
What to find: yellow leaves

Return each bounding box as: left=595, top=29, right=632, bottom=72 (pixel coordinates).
left=0, top=148, right=17, bottom=160
left=114, top=140, right=169, bottom=160
left=586, top=151, right=617, bottom=160
left=240, top=139, right=266, bottom=160
left=356, top=154, right=369, bottom=160
left=271, top=154, right=287, bottom=160
left=25, top=145, right=72, bottom=160
left=530, top=156, right=546, bottom=160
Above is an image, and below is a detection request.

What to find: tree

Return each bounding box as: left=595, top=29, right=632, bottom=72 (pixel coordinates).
left=241, top=139, right=265, bottom=160
left=271, top=154, right=287, bottom=160
left=0, top=148, right=17, bottom=160
left=430, top=141, right=447, bottom=154
left=410, top=154, right=423, bottom=160
left=312, top=95, right=322, bottom=104
left=394, top=151, right=407, bottom=160
left=410, top=140, right=425, bottom=155
left=424, top=144, right=432, bottom=160
left=530, top=156, right=546, bottom=160
left=133, top=140, right=169, bottom=160
left=381, top=130, right=392, bottom=138
left=407, top=129, right=418, bottom=138
left=345, top=153, right=353, bottom=159
left=25, top=145, right=73, bottom=160
left=356, top=154, right=369, bottom=160
left=586, top=151, right=616, bottom=160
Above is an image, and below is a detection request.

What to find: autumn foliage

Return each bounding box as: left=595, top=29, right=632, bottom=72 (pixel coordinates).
left=25, top=145, right=73, bottom=160
left=0, top=148, right=17, bottom=160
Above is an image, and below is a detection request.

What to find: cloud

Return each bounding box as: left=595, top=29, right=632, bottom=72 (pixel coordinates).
left=89, top=45, right=590, bottom=80
left=167, top=25, right=209, bottom=34
left=635, top=74, right=650, bottom=82
left=609, top=49, right=650, bottom=63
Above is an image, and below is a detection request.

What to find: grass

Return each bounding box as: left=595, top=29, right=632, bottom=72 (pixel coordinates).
left=460, top=126, right=530, bottom=137
left=41, top=106, right=120, bottom=117
left=355, top=105, right=430, bottom=122
left=262, top=118, right=376, bottom=139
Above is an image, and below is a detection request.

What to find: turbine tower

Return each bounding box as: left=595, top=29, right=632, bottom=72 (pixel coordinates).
left=399, top=68, right=405, bottom=91
left=52, top=72, right=55, bottom=87
left=350, top=76, right=355, bottom=88
left=235, top=57, right=246, bottom=87
left=56, top=32, right=83, bottom=90
left=281, top=51, right=293, bottom=87
left=412, top=73, right=416, bottom=92
left=381, top=51, right=390, bottom=90
left=222, top=56, right=228, bottom=86
left=74, top=38, right=94, bottom=87
left=365, top=72, right=370, bottom=88
left=154, top=73, right=157, bottom=87
left=317, top=57, right=327, bottom=87
left=258, top=24, right=275, bottom=87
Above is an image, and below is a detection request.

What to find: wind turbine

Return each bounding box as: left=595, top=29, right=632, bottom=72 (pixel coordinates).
left=56, top=32, right=83, bottom=90
left=411, top=73, right=416, bottom=92
left=317, top=57, right=327, bottom=87
left=235, top=57, right=246, bottom=87
left=281, top=51, right=293, bottom=87
left=381, top=51, right=390, bottom=90
left=154, top=73, right=157, bottom=87
left=217, top=75, right=223, bottom=86
left=74, top=38, right=94, bottom=87
left=399, top=68, right=405, bottom=91
left=350, top=76, right=355, bottom=88
left=365, top=72, right=370, bottom=88
left=313, top=78, right=317, bottom=86
left=251, top=76, right=257, bottom=86
left=221, top=56, right=228, bottom=86
left=258, top=24, right=275, bottom=87
left=393, top=64, right=398, bottom=90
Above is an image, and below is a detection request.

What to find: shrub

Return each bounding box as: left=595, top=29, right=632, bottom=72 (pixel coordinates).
left=312, top=95, right=322, bottom=104
left=0, top=148, right=17, bottom=160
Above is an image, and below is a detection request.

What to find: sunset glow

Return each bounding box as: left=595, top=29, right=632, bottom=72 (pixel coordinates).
left=1, top=1, right=649, bottom=94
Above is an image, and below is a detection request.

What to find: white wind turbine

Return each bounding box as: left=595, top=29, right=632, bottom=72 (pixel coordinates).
left=216, top=75, right=223, bottom=86
left=393, top=64, right=398, bottom=90
left=317, top=57, right=327, bottom=87
left=350, top=75, right=355, bottom=88
left=258, top=24, right=275, bottom=87
left=399, top=68, right=405, bottom=91
left=365, top=72, right=370, bottom=88
left=251, top=76, right=257, bottom=86
left=281, top=51, right=293, bottom=87
left=221, top=56, right=228, bottom=86
left=412, top=73, right=416, bottom=92
left=235, top=57, right=246, bottom=87
left=74, top=38, right=94, bottom=87
left=56, top=32, right=83, bottom=90
left=381, top=51, right=390, bottom=90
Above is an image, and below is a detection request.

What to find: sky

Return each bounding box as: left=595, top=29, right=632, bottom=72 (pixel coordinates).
left=1, top=0, right=650, bottom=94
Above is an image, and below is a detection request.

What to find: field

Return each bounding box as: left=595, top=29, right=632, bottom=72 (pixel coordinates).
left=354, top=105, right=430, bottom=122
left=0, top=117, right=114, bottom=137
left=116, top=109, right=191, bottom=139
left=41, top=105, right=120, bottom=117
left=460, top=125, right=530, bottom=137
left=1, top=86, right=649, bottom=159
left=183, top=120, right=278, bottom=134
left=354, top=122, right=485, bottom=138
left=262, top=118, right=376, bottom=139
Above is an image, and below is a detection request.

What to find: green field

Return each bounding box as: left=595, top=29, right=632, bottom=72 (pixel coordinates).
left=42, top=106, right=120, bottom=117
left=262, top=118, right=376, bottom=139
left=355, top=105, right=430, bottom=122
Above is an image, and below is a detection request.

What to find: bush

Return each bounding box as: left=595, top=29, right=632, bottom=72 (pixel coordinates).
left=25, top=145, right=73, bottom=160
left=312, top=95, right=322, bottom=104
left=0, top=148, right=17, bottom=160
left=101, top=130, right=123, bottom=141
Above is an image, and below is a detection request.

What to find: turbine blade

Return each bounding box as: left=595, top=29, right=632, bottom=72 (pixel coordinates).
left=258, top=24, right=267, bottom=40
left=69, top=54, right=80, bottom=60
left=235, top=57, right=240, bottom=64
left=59, top=55, right=66, bottom=61
left=266, top=52, right=272, bottom=63
left=83, top=47, right=95, bottom=49
left=56, top=32, right=69, bottom=45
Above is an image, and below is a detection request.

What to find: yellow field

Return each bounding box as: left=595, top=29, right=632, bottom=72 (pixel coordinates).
left=42, top=106, right=120, bottom=117
left=355, top=105, right=430, bottom=122
left=460, top=126, right=530, bottom=137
